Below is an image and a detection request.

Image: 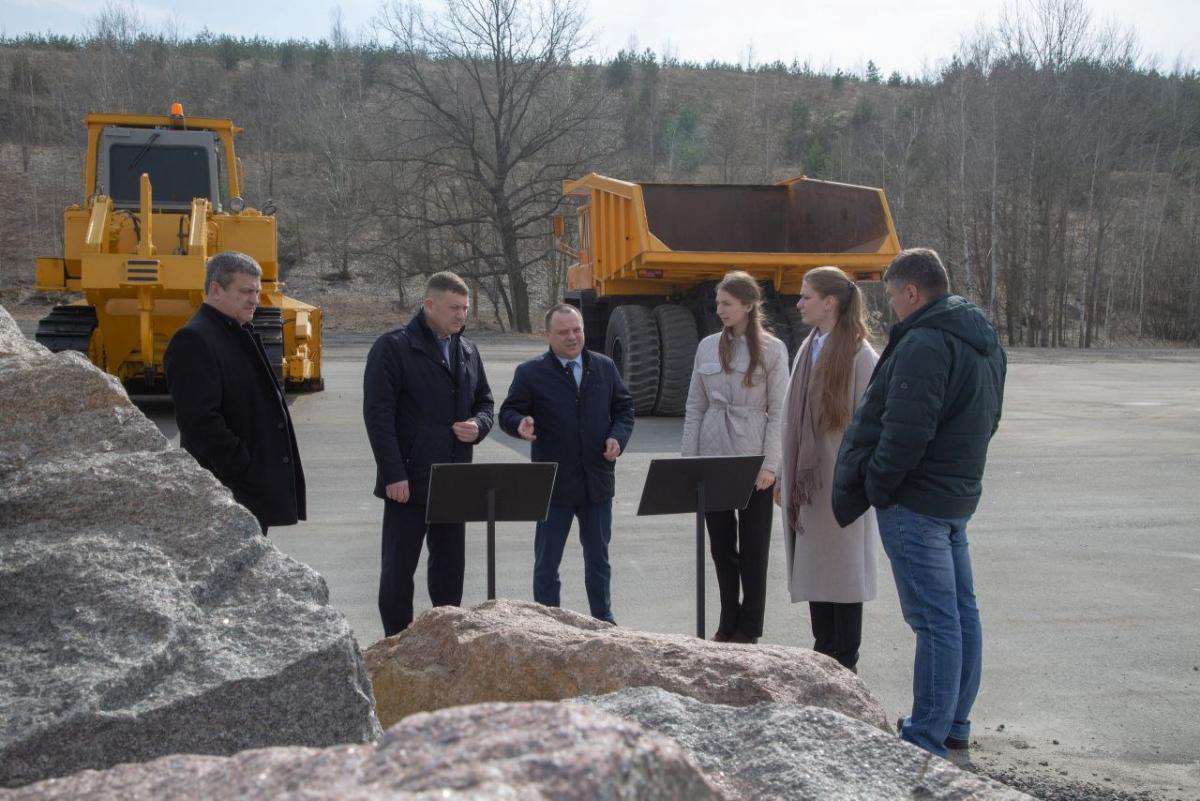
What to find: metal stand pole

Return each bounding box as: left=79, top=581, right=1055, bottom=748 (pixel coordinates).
left=486, top=488, right=497, bottom=600
left=696, top=481, right=705, bottom=639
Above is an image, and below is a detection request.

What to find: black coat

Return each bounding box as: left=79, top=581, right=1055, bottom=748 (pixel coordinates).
left=832, top=294, right=1006, bottom=526
left=362, top=310, right=495, bottom=503
left=499, top=349, right=634, bottom=506
left=164, top=303, right=306, bottom=527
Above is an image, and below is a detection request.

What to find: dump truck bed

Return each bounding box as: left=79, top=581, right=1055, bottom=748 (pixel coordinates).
left=563, top=174, right=901, bottom=297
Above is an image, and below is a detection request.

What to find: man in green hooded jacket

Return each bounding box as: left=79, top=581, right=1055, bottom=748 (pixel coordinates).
left=833, top=248, right=1006, bottom=757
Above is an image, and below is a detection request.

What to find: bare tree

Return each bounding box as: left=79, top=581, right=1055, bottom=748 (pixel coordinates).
left=4, top=0, right=1199, bottom=345
left=373, top=0, right=614, bottom=332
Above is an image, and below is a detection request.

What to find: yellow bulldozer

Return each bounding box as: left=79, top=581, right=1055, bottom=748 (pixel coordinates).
left=555, top=173, right=901, bottom=415
left=33, top=104, right=323, bottom=392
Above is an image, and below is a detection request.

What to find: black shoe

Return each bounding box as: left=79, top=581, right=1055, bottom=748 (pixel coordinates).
left=896, top=718, right=971, bottom=751
left=727, top=633, right=759, bottom=644
left=712, top=630, right=731, bottom=642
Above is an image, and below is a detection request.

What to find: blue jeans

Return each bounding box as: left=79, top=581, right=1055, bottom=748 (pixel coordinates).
left=534, top=500, right=614, bottom=622
left=876, top=504, right=982, bottom=757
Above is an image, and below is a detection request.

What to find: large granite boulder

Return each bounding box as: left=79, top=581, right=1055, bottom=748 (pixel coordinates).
left=0, top=701, right=725, bottom=801
left=577, top=687, right=1032, bottom=801
left=0, top=305, right=382, bottom=788
left=363, top=598, right=890, bottom=730
left=0, top=307, right=164, bottom=476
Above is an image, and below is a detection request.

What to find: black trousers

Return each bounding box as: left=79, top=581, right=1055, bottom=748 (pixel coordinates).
left=809, top=601, right=863, bottom=671
left=379, top=499, right=465, bottom=636
left=705, top=484, right=774, bottom=638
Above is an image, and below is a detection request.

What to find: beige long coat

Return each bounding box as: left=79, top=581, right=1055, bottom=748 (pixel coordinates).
left=681, top=332, right=790, bottom=473
left=780, top=340, right=880, bottom=603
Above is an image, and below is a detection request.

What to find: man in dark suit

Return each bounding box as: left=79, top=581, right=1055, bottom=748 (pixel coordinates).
left=363, top=272, right=495, bottom=636
left=165, top=251, right=306, bottom=535
left=499, top=304, right=634, bottom=623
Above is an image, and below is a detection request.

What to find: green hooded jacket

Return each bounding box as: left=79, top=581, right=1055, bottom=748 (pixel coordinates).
left=832, top=294, right=1007, bottom=526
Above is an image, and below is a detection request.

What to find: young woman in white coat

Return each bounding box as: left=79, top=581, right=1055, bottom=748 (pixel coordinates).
left=777, top=266, right=879, bottom=672
left=682, top=271, right=790, bottom=644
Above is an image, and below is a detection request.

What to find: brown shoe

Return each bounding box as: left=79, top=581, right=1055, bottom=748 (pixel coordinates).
left=728, top=633, right=759, bottom=644
left=712, top=631, right=731, bottom=642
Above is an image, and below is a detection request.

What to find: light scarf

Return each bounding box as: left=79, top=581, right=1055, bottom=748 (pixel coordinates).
left=782, top=329, right=823, bottom=535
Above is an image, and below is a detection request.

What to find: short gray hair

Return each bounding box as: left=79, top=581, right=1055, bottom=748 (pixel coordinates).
left=205, top=251, right=262, bottom=291
left=884, top=248, right=950, bottom=296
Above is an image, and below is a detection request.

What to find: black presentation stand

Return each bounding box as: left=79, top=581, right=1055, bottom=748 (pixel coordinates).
left=636, top=455, right=764, bottom=638
left=426, top=462, right=557, bottom=599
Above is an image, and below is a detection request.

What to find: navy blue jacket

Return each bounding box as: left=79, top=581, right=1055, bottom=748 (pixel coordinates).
left=499, top=349, right=635, bottom=506
left=362, top=310, right=494, bottom=504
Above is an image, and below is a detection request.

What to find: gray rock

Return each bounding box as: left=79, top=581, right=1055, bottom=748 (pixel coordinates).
left=363, top=598, right=889, bottom=731
left=0, top=306, right=165, bottom=478
left=0, top=702, right=727, bottom=800
left=576, top=686, right=1034, bottom=801
left=0, top=305, right=382, bottom=788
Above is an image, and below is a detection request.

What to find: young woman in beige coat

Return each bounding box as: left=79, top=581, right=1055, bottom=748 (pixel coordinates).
left=777, top=266, right=879, bottom=671
left=682, top=271, right=790, bottom=644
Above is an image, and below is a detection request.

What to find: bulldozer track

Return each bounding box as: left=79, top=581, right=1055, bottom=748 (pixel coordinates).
left=34, top=305, right=97, bottom=356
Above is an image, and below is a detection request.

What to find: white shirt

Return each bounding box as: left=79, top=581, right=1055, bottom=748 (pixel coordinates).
left=557, top=355, right=582, bottom=385
left=811, top=330, right=829, bottom=365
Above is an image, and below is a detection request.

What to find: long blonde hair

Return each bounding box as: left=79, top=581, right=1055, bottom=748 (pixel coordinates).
left=716, top=271, right=767, bottom=387
left=804, top=266, right=870, bottom=431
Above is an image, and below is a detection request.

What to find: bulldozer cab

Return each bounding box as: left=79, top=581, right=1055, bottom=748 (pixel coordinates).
left=98, top=127, right=224, bottom=212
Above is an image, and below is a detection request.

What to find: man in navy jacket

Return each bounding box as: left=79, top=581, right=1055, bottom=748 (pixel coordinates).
left=363, top=272, right=494, bottom=635
left=499, top=304, right=634, bottom=622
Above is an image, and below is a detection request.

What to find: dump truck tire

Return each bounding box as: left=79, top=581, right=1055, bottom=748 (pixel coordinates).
left=605, top=304, right=660, bottom=415
left=652, top=305, right=698, bottom=416
left=35, top=305, right=97, bottom=355
left=784, top=306, right=811, bottom=357
left=253, top=306, right=285, bottom=383
left=695, top=281, right=722, bottom=336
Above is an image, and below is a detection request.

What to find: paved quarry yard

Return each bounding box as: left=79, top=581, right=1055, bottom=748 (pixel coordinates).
left=134, top=335, right=1199, bottom=800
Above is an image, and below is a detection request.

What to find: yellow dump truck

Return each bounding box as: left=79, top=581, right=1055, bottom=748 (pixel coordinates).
left=34, top=105, right=323, bottom=392
left=556, top=173, right=901, bottom=415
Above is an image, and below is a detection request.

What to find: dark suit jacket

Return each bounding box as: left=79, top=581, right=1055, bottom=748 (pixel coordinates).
left=499, top=349, right=634, bottom=506
left=362, top=309, right=495, bottom=504
left=164, top=302, right=306, bottom=527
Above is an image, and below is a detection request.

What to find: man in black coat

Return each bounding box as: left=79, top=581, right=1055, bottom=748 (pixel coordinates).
left=165, top=251, right=306, bottom=534
left=363, top=272, right=495, bottom=636
left=833, top=248, right=1006, bottom=758
left=499, top=304, right=634, bottom=623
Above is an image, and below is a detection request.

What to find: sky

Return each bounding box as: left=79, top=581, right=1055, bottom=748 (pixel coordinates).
left=1, top=0, right=1196, bottom=77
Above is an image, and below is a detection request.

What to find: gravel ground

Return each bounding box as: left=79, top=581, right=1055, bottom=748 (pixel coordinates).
left=950, top=740, right=1198, bottom=801
left=971, top=764, right=1193, bottom=801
